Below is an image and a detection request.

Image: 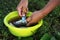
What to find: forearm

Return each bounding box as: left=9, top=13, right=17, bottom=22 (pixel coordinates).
left=20, top=0, right=28, bottom=3
left=17, top=0, right=28, bottom=7
left=18, top=0, right=28, bottom=5
left=39, top=0, right=60, bottom=17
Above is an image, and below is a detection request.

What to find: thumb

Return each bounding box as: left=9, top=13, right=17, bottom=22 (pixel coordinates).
left=18, top=9, right=22, bottom=17
left=26, top=17, right=32, bottom=26
left=27, top=21, right=33, bottom=26
left=26, top=17, right=32, bottom=23
left=17, top=6, right=22, bottom=17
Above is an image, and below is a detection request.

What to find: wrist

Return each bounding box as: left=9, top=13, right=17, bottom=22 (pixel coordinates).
left=38, top=8, right=50, bottom=19
left=39, top=0, right=60, bottom=17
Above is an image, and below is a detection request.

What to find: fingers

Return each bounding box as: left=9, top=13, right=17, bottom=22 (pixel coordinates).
left=26, top=17, right=31, bottom=22
left=18, top=9, right=22, bottom=17
left=26, top=16, right=33, bottom=26
left=27, top=21, right=33, bottom=26
left=17, top=6, right=22, bottom=17
left=17, top=6, right=28, bottom=17
left=22, top=7, right=28, bottom=15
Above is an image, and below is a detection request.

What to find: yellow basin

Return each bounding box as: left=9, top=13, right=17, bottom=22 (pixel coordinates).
left=4, top=11, right=43, bottom=37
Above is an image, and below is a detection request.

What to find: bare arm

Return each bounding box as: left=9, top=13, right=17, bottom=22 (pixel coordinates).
left=39, top=0, right=60, bottom=17
left=17, top=0, right=60, bottom=26
left=27, top=0, right=60, bottom=26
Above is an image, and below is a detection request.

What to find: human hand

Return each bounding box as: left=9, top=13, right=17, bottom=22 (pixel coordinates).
left=17, top=0, right=28, bottom=17
left=26, top=10, right=44, bottom=26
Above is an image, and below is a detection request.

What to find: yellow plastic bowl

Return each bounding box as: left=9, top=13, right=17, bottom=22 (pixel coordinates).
left=4, top=11, right=43, bottom=37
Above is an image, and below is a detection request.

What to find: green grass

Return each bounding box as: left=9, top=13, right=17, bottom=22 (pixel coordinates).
left=0, top=0, right=60, bottom=40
